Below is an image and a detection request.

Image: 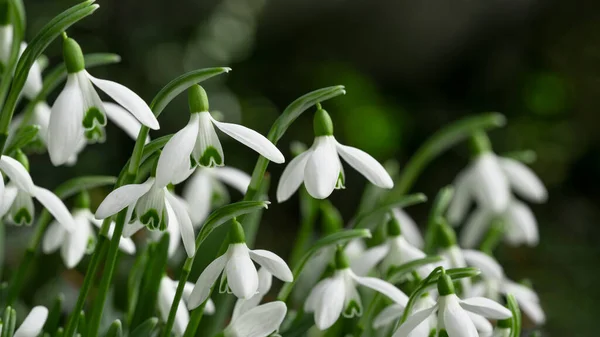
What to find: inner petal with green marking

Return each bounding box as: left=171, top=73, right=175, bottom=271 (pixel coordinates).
left=82, top=106, right=107, bottom=130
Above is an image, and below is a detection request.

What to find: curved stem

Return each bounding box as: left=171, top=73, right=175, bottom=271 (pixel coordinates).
left=160, top=258, right=193, bottom=337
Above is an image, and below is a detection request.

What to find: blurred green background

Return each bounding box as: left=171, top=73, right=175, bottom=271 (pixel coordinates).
left=3, top=0, right=599, bottom=336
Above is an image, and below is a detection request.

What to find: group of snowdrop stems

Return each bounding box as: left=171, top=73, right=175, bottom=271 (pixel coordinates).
left=0, top=1, right=548, bottom=337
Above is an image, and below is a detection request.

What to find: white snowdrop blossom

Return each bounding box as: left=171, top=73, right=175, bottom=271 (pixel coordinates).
left=48, top=37, right=159, bottom=166
left=187, top=221, right=293, bottom=309
left=374, top=293, right=437, bottom=334
left=155, top=84, right=283, bottom=187
left=233, top=267, right=273, bottom=318
left=182, top=166, right=251, bottom=225
left=42, top=208, right=135, bottom=268
left=0, top=30, right=43, bottom=100
left=304, top=248, right=408, bottom=330
left=392, top=208, right=425, bottom=248
left=447, top=152, right=547, bottom=225
left=95, top=177, right=196, bottom=257
left=0, top=306, right=48, bottom=337
left=277, top=107, right=393, bottom=202
left=0, top=156, right=75, bottom=231
left=158, top=276, right=215, bottom=336
left=224, top=301, right=287, bottom=337
left=393, top=273, right=511, bottom=337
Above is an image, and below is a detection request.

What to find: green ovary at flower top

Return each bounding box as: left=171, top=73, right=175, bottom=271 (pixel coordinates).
left=154, top=84, right=284, bottom=188
left=276, top=105, right=394, bottom=202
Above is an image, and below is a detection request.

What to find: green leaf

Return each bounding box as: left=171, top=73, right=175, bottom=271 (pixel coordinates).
left=277, top=229, right=372, bottom=303
left=54, top=176, right=117, bottom=200
left=424, top=186, right=454, bottom=254
left=77, top=311, right=86, bottom=337
left=353, top=193, right=427, bottom=229
left=127, top=244, right=150, bottom=326
left=502, top=149, right=537, bottom=164
left=507, top=294, right=522, bottom=337
left=43, top=293, right=65, bottom=335
left=388, top=112, right=506, bottom=198
left=104, top=320, right=122, bottom=337
left=5, top=125, right=39, bottom=155
left=386, top=256, right=444, bottom=284
left=129, top=317, right=158, bottom=337
left=1, top=307, right=16, bottom=337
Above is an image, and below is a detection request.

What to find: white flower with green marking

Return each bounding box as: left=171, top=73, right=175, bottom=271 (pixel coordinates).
left=223, top=301, right=287, bottom=337
left=277, top=106, right=393, bottom=202
left=374, top=294, right=436, bottom=335
left=187, top=221, right=292, bottom=310
left=48, top=37, right=159, bottom=166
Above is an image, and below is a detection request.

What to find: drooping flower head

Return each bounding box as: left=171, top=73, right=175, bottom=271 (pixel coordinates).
left=48, top=35, right=159, bottom=166
left=155, top=85, right=284, bottom=188
left=277, top=105, right=393, bottom=202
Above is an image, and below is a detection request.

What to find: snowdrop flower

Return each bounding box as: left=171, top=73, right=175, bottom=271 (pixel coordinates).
left=0, top=306, right=48, bottom=337
left=277, top=106, right=393, bottom=202
left=48, top=36, right=159, bottom=166
left=392, top=208, right=424, bottom=248
left=183, top=166, right=250, bottom=225
left=19, top=43, right=43, bottom=100
left=42, top=208, right=136, bottom=268
left=393, top=272, right=511, bottom=337
left=223, top=301, right=287, bottom=337
left=158, top=276, right=215, bottom=336
left=435, top=220, right=471, bottom=294
left=305, top=247, right=408, bottom=330
left=187, top=220, right=293, bottom=309
left=351, top=216, right=435, bottom=278
left=447, top=132, right=547, bottom=225
left=233, top=267, right=272, bottom=318
left=95, top=176, right=195, bottom=257
left=461, top=199, right=539, bottom=248
left=155, top=85, right=283, bottom=187
left=0, top=154, right=75, bottom=231
left=374, top=293, right=436, bottom=334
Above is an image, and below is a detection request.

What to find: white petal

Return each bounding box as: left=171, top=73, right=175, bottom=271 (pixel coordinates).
left=350, top=244, right=389, bottom=277
left=155, top=114, right=200, bottom=188
left=467, top=312, right=493, bottom=333
left=0, top=156, right=34, bottom=193
left=42, top=221, right=65, bottom=253
left=470, top=154, right=510, bottom=213
left=48, top=74, right=85, bottom=166
left=459, top=297, right=512, bottom=319
left=0, top=184, right=18, bottom=217
left=502, top=280, right=539, bottom=303
left=95, top=178, right=154, bottom=219
left=391, top=305, right=437, bottom=337
left=86, top=71, right=159, bottom=129
left=392, top=208, right=424, bottom=248
left=232, top=268, right=272, bottom=320
left=276, top=150, right=311, bottom=202
left=304, top=278, right=330, bottom=313
left=447, top=171, right=472, bottom=225
left=21, top=44, right=43, bottom=100
left=106, top=222, right=136, bottom=254
left=61, top=214, right=92, bottom=268
left=462, top=249, right=504, bottom=280
left=205, top=299, right=216, bottom=315
left=212, top=166, right=251, bottom=193
left=373, top=304, right=403, bottom=329
left=182, top=281, right=196, bottom=302
left=123, top=222, right=144, bottom=238
left=165, top=192, right=195, bottom=257
left=459, top=209, right=492, bottom=248
left=225, top=301, right=287, bottom=337
left=514, top=295, right=545, bottom=325
left=165, top=220, right=181, bottom=257
left=249, top=249, right=293, bottom=282
left=210, top=116, right=284, bottom=164
left=304, top=136, right=340, bottom=199
left=441, top=295, right=478, bottom=337
left=104, top=102, right=149, bottom=142
left=0, top=25, right=13, bottom=64
left=0, top=171, right=4, bottom=208
left=33, top=186, right=76, bottom=232
left=314, top=275, right=346, bottom=330
left=188, top=253, right=228, bottom=309
left=353, top=273, right=408, bottom=306
left=13, top=306, right=48, bottom=337
left=504, top=201, right=539, bottom=246
left=182, top=170, right=212, bottom=225
left=226, top=244, right=259, bottom=299
left=335, top=140, right=393, bottom=188
left=498, top=157, right=547, bottom=203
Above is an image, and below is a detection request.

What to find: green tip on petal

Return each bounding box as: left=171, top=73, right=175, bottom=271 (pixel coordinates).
left=387, top=215, right=402, bottom=237
left=229, top=219, right=246, bottom=243
left=14, top=149, right=29, bottom=172
left=63, top=37, right=85, bottom=73
left=498, top=317, right=512, bottom=329
left=438, top=329, right=449, bottom=337
left=199, top=147, right=223, bottom=167
left=75, top=191, right=91, bottom=209
left=437, top=218, right=457, bottom=248
left=188, top=84, right=210, bottom=113
left=469, top=130, right=492, bottom=157
left=334, top=245, right=350, bottom=269
left=313, top=106, right=334, bottom=137
left=13, top=208, right=33, bottom=226
left=437, top=271, right=455, bottom=296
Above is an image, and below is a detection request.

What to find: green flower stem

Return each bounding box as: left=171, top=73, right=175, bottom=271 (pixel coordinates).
left=161, top=258, right=194, bottom=337
left=288, top=191, right=320, bottom=266
left=0, top=221, right=4, bottom=284
left=423, top=187, right=454, bottom=254
left=386, top=113, right=506, bottom=200
left=0, top=0, right=24, bottom=120
left=183, top=301, right=208, bottom=337
left=480, top=218, right=505, bottom=255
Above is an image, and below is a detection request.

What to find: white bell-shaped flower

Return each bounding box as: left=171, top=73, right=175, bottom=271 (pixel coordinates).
left=95, top=176, right=195, bottom=257
left=48, top=37, right=159, bottom=166
left=447, top=133, right=547, bottom=225
left=42, top=208, right=136, bottom=268
left=393, top=272, right=511, bottom=337
left=155, top=85, right=283, bottom=187
left=277, top=107, right=393, bottom=202
left=224, top=301, right=287, bottom=337
left=374, top=293, right=436, bottom=335
left=351, top=216, right=435, bottom=278
left=187, top=221, right=293, bottom=309
left=304, top=247, right=408, bottom=330
left=392, top=208, right=424, bottom=248
left=2, top=306, right=49, bottom=337
left=158, top=276, right=215, bottom=336
left=182, top=166, right=250, bottom=226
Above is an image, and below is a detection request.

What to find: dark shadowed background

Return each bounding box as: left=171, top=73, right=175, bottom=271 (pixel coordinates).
left=4, top=0, right=599, bottom=336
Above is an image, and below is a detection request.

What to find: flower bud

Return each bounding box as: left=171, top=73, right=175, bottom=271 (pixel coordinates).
left=437, top=272, right=455, bottom=296
left=62, top=36, right=85, bottom=74
left=313, top=105, right=334, bottom=137
left=188, top=84, right=209, bottom=113
left=229, top=219, right=246, bottom=244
